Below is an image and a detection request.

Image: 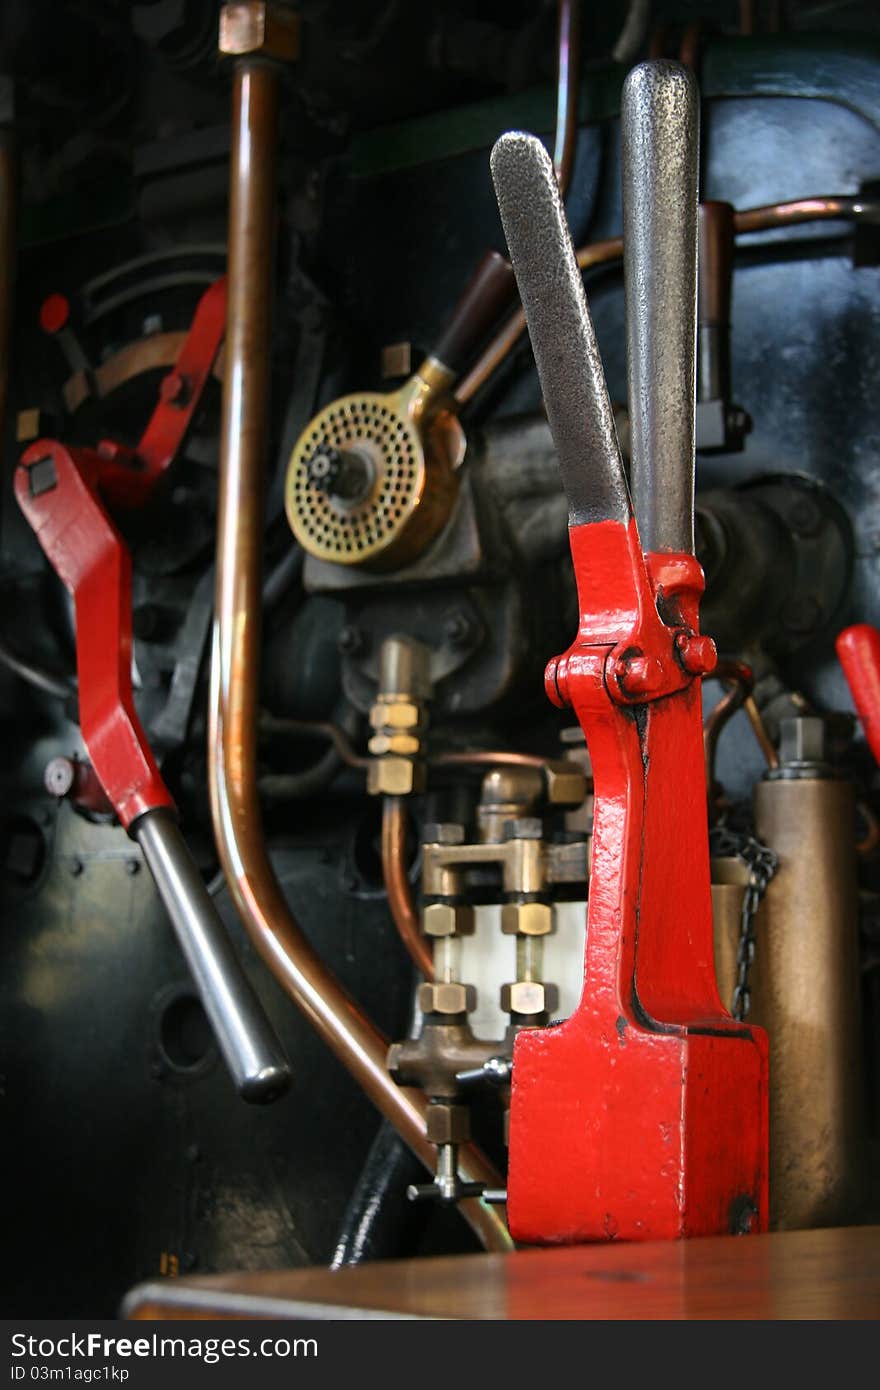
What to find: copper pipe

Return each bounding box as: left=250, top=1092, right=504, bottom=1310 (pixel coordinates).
left=0, top=132, right=16, bottom=470
left=382, top=797, right=433, bottom=977
left=433, top=749, right=548, bottom=771
left=553, top=0, right=582, bottom=197
left=455, top=237, right=622, bottom=405
left=734, top=195, right=880, bottom=235
left=743, top=694, right=779, bottom=769
left=703, top=660, right=754, bottom=794
left=258, top=712, right=369, bottom=768
left=208, top=59, right=510, bottom=1252
left=456, top=197, right=878, bottom=408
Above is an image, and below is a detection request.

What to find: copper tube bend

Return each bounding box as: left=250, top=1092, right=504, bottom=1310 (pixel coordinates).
left=208, top=58, right=510, bottom=1252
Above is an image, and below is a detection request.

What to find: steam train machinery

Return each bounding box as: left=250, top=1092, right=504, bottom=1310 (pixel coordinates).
left=1, top=0, right=879, bottom=1316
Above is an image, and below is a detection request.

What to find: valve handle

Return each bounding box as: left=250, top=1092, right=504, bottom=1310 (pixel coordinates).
left=490, top=131, right=630, bottom=530
left=622, top=60, right=700, bottom=555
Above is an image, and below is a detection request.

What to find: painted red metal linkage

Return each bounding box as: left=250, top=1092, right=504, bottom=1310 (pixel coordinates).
left=837, top=624, right=880, bottom=767
left=506, top=518, right=769, bottom=1244
left=15, top=278, right=227, bottom=828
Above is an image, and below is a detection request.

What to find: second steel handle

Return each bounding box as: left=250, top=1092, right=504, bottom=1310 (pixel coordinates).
left=134, top=807, right=291, bottom=1104
left=622, top=60, right=700, bottom=554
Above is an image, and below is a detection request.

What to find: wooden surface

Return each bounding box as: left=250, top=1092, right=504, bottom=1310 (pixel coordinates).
left=124, top=1224, right=880, bottom=1320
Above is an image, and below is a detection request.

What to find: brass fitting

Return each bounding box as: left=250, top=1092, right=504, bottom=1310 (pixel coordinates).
left=219, top=2, right=300, bottom=60
left=500, top=980, right=559, bottom=1016
left=367, top=636, right=430, bottom=797
left=500, top=900, right=553, bottom=936
left=543, top=758, right=589, bottom=806
left=417, top=981, right=477, bottom=1016
left=426, top=1102, right=471, bottom=1145
left=423, top=902, right=475, bottom=937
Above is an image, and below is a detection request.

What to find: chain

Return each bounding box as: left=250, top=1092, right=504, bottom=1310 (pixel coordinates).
left=709, top=824, right=778, bottom=1022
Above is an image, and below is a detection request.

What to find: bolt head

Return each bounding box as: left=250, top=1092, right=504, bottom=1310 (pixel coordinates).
left=500, top=901, right=553, bottom=937
left=613, top=652, right=663, bottom=696
left=675, top=632, right=717, bottom=676
left=417, top=981, right=476, bottom=1016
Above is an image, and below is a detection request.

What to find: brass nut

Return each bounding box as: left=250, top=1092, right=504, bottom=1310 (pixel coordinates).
left=426, top=1103, right=471, bottom=1145
left=368, top=700, right=421, bottom=731
left=500, top=981, right=559, bottom=1015
left=368, top=732, right=420, bottom=757
left=423, top=902, right=475, bottom=938
left=367, top=758, right=425, bottom=796
left=500, top=901, right=553, bottom=936
left=544, top=759, right=588, bottom=806
left=417, top=981, right=476, bottom=1015
left=219, top=2, right=300, bottom=59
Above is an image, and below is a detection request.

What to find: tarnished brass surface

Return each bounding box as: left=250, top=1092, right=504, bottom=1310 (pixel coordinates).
left=208, top=58, right=509, bottom=1252
left=62, top=331, right=225, bottom=414
left=714, top=778, right=866, bottom=1230
left=285, top=357, right=463, bottom=570
left=219, top=1, right=300, bottom=59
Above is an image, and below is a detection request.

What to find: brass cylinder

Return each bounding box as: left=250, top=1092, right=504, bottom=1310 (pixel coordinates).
left=752, top=774, right=866, bottom=1229
left=208, top=58, right=509, bottom=1251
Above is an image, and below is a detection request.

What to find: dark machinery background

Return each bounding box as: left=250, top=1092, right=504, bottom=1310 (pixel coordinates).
left=1, top=0, right=879, bottom=1315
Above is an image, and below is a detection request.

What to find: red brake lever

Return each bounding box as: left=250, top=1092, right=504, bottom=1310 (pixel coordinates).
left=837, top=624, right=880, bottom=765
left=491, top=64, right=768, bottom=1244
left=16, top=278, right=290, bottom=1104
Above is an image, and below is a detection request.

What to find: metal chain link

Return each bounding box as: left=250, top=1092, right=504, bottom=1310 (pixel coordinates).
left=709, top=824, right=778, bottom=1021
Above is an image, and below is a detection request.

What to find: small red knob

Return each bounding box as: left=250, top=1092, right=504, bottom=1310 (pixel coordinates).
left=39, top=293, right=71, bottom=336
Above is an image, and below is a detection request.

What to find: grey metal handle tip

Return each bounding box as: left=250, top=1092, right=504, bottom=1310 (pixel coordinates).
left=622, top=60, right=700, bottom=555
left=490, top=131, right=630, bottom=529
left=134, top=807, right=291, bottom=1104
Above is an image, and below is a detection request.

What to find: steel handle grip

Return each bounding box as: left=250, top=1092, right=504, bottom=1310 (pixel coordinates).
left=622, top=60, right=699, bottom=554
left=490, top=131, right=629, bottom=528
left=134, top=807, right=291, bottom=1103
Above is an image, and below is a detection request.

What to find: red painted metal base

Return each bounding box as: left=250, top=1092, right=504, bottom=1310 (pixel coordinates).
left=507, top=518, right=769, bottom=1245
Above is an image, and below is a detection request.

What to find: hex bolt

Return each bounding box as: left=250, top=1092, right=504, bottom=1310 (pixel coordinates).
left=674, top=632, right=717, bottom=676
left=614, top=652, right=663, bottom=696
left=502, top=817, right=543, bottom=841
left=337, top=625, right=365, bottom=657
left=422, top=822, right=465, bottom=846
left=443, top=611, right=473, bottom=647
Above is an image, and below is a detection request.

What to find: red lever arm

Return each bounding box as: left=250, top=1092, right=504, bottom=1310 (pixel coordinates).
left=14, top=281, right=291, bottom=1103
left=837, top=624, right=880, bottom=765
left=15, top=276, right=227, bottom=821
left=491, top=81, right=768, bottom=1245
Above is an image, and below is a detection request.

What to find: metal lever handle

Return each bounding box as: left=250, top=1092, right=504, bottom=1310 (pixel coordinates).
left=490, top=132, right=630, bottom=529
left=134, top=808, right=290, bottom=1104
left=622, top=60, right=699, bottom=555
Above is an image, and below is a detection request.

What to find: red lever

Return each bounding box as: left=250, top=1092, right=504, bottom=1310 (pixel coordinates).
left=16, top=276, right=227, bottom=821
left=14, top=280, right=290, bottom=1103
left=836, top=623, right=880, bottom=765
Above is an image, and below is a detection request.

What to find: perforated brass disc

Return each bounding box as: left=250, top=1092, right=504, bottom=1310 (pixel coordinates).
left=285, top=391, right=429, bottom=568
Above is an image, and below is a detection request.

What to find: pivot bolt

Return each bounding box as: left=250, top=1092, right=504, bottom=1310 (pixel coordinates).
left=613, top=652, right=663, bottom=696
left=674, top=632, right=717, bottom=676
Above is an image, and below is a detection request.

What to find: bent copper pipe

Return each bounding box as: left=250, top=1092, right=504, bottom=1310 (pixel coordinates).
left=455, top=196, right=879, bottom=408
left=553, top=0, right=582, bottom=196
left=382, top=797, right=433, bottom=978
left=703, top=660, right=754, bottom=794
left=208, top=58, right=510, bottom=1252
